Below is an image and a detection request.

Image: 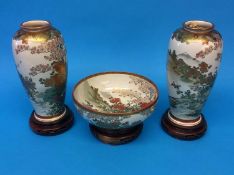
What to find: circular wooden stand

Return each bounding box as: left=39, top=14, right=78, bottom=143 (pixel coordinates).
left=161, top=109, right=207, bottom=140
left=29, top=105, right=74, bottom=136
left=89, top=123, right=143, bottom=145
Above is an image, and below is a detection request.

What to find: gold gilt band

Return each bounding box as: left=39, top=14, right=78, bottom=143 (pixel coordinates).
left=34, top=108, right=67, bottom=123
left=168, top=112, right=202, bottom=127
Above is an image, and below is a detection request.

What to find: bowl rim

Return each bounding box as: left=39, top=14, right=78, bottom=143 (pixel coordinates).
left=72, top=71, right=159, bottom=116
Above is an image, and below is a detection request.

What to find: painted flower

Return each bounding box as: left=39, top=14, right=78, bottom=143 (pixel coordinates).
left=44, top=74, right=66, bottom=87
left=53, top=62, right=66, bottom=74
left=139, top=102, right=150, bottom=109
left=112, top=104, right=125, bottom=111
left=110, top=98, right=121, bottom=103
left=199, top=62, right=209, bottom=73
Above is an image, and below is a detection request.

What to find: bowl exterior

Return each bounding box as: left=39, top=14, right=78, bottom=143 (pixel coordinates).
left=75, top=104, right=155, bottom=129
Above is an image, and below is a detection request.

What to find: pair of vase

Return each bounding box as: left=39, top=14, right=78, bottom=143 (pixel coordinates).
left=12, top=20, right=223, bottom=140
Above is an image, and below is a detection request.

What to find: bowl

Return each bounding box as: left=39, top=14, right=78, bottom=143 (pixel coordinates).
left=73, top=72, right=159, bottom=144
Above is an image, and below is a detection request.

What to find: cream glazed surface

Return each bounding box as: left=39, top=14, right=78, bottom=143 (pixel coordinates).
left=12, top=20, right=67, bottom=117
left=167, top=20, right=223, bottom=121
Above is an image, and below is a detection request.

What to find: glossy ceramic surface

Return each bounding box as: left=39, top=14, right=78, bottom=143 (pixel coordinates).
left=167, top=20, right=223, bottom=121
left=73, top=72, right=159, bottom=129
left=12, top=20, right=68, bottom=118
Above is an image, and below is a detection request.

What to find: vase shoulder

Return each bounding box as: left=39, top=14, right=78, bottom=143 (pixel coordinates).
left=13, top=27, right=61, bottom=43
left=171, top=28, right=222, bottom=45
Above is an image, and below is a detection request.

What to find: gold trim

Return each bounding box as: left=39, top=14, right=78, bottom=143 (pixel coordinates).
left=168, top=112, right=202, bottom=127
left=20, top=20, right=51, bottom=32
left=34, top=108, right=66, bottom=123
left=183, top=20, right=214, bottom=34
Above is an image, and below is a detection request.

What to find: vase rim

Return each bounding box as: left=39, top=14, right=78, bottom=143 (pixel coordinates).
left=183, top=20, right=214, bottom=34
left=20, top=20, right=51, bottom=32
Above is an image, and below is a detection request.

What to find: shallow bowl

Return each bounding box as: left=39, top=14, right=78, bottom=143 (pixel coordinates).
left=73, top=72, right=159, bottom=129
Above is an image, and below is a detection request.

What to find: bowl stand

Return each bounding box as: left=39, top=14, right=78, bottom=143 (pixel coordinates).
left=89, top=123, right=143, bottom=145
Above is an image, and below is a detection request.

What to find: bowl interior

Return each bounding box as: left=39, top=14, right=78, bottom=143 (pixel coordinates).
left=73, top=73, right=158, bottom=115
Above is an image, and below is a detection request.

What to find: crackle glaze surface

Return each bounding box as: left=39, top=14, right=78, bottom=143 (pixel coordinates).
left=12, top=21, right=67, bottom=117
left=167, top=21, right=223, bottom=120
left=73, top=73, right=158, bottom=129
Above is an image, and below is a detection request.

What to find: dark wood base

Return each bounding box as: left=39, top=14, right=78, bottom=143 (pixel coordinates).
left=29, top=105, right=74, bottom=136
left=89, top=123, right=143, bottom=145
left=161, top=109, right=207, bottom=140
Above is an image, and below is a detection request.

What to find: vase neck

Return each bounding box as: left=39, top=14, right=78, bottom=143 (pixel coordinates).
left=20, top=20, right=51, bottom=32
left=183, top=20, right=214, bottom=34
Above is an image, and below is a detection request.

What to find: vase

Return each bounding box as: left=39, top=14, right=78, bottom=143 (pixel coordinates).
left=161, top=20, right=223, bottom=140
left=12, top=20, right=74, bottom=135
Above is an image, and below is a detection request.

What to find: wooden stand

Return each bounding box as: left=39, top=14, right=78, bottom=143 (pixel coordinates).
left=89, top=123, right=143, bottom=145
left=161, top=109, right=207, bottom=140
left=29, top=105, right=74, bottom=136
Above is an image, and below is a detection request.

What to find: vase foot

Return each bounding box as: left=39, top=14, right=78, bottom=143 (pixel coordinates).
left=89, top=123, right=143, bottom=145
left=29, top=105, right=74, bottom=136
left=161, top=109, right=207, bottom=140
